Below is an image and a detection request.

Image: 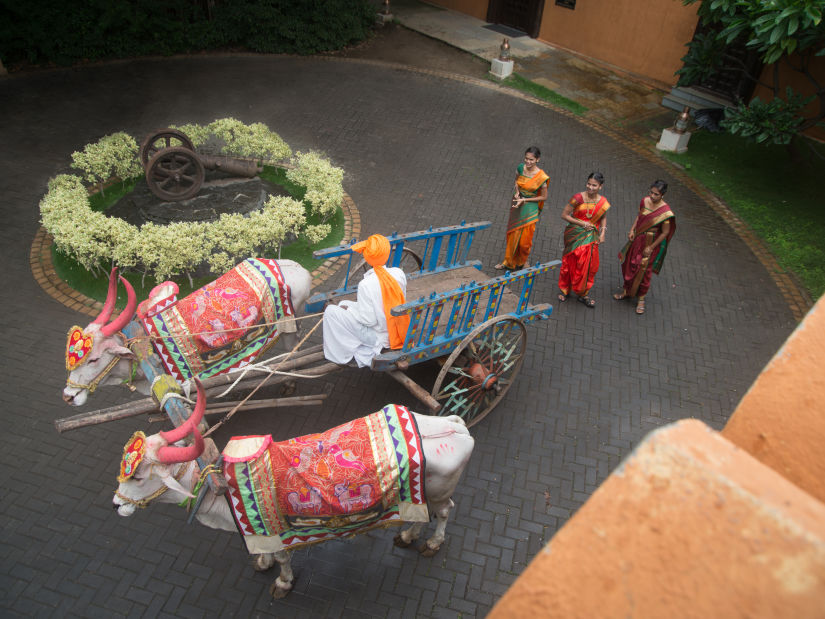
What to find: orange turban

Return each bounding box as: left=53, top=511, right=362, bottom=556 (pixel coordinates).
left=352, top=235, right=410, bottom=349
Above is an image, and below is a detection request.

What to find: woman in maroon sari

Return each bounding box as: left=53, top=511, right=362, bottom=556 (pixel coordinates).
left=613, top=180, right=676, bottom=315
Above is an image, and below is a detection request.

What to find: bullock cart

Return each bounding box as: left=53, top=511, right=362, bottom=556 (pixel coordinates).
left=57, top=221, right=559, bottom=556
left=57, top=220, right=560, bottom=439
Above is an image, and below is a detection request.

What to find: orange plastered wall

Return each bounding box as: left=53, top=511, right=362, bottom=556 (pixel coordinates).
left=538, top=0, right=699, bottom=86
left=751, top=54, right=825, bottom=142
left=722, top=294, right=825, bottom=502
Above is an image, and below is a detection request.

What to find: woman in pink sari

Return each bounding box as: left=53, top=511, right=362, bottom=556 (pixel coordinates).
left=613, top=180, right=676, bottom=315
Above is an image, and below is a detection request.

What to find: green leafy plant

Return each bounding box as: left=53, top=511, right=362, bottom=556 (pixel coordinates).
left=678, top=0, right=825, bottom=145
left=70, top=132, right=142, bottom=195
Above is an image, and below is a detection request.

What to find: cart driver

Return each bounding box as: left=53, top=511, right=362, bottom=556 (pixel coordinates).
left=323, top=234, right=410, bottom=367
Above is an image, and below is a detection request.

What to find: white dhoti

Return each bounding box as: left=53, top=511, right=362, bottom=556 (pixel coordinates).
left=323, top=267, right=406, bottom=368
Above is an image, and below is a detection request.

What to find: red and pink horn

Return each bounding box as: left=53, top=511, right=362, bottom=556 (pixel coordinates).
left=91, top=267, right=119, bottom=326
left=157, top=379, right=206, bottom=464
left=100, top=273, right=137, bottom=337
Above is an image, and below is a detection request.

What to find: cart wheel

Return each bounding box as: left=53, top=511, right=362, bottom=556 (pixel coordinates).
left=343, top=247, right=423, bottom=288
left=145, top=146, right=205, bottom=201
left=431, top=316, right=527, bottom=427
left=139, top=128, right=196, bottom=168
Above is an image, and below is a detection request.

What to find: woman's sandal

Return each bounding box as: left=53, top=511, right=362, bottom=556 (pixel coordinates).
left=558, top=293, right=568, bottom=302
left=635, top=300, right=646, bottom=315
left=494, top=263, right=507, bottom=270
left=577, top=296, right=595, bottom=308
left=613, top=292, right=628, bottom=301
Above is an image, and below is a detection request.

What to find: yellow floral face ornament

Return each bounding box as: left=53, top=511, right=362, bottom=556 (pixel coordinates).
left=66, top=326, right=94, bottom=371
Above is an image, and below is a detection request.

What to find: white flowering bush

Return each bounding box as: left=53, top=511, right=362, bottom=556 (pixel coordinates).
left=70, top=132, right=143, bottom=195
left=41, top=119, right=344, bottom=281
left=287, top=150, right=343, bottom=222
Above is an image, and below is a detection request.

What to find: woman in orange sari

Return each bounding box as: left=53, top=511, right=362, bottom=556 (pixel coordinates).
left=558, top=172, right=610, bottom=307
left=613, top=180, right=676, bottom=315
left=495, top=146, right=550, bottom=271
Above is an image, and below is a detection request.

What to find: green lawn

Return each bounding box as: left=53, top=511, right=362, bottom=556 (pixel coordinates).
left=494, top=73, right=589, bottom=116
left=661, top=131, right=825, bottom=299
left=53, top=166, right=345, bottom=304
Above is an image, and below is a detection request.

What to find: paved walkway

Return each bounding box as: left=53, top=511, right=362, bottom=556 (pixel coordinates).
left=391, top=0, right=671, bottom=129
left=0, top=24, right=798, bottom=619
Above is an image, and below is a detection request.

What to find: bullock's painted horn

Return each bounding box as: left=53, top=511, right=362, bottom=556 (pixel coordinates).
left=100, top=274, right=137, bottom=337
left=91, top=267, right=119, bottom=326
left=157, top=379, right=206, bottom=464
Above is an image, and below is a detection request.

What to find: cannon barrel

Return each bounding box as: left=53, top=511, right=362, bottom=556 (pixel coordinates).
left=198, top=155, right=262, bottom=178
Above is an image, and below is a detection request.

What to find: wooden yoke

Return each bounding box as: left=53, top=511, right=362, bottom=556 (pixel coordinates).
left=123, top=320, right=227, bottom=496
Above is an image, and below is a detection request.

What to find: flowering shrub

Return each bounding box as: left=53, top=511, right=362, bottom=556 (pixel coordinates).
left=70, top=132, right=143, bottom=195
left=41, top=119, right=344, bottom=280
left=287, top=151, right=343, bottom=222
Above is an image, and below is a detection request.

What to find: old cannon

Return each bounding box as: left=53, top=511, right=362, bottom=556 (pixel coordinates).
left=139, top=128, right=262, bottom=201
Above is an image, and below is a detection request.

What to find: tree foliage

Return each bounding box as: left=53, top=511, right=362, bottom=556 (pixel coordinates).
left=0, top=0, right=375, bottom=67
left=678, top=0, right=825, bottom=143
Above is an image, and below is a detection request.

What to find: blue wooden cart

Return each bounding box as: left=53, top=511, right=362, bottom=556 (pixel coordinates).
left=306, top=221, right=560, bottom=426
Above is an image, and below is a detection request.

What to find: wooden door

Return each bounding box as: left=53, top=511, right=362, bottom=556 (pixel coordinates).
left=487, top=0, right=545, bottom=38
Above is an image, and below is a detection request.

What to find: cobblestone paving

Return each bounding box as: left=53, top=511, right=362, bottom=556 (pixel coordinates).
left=0, top=56, right=796, bottom=617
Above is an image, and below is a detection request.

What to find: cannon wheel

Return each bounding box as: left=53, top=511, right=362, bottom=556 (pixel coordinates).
left=145, top=146, right=205, bottom=201
left=344, top=248, right=423, bottom=288
left=431, top=316, right=527, bottom=427
left=139, top=128, right=195, bottom=168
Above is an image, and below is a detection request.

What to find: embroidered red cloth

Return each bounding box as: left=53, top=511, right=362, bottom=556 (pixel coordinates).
left=223, top=404, right=428, bottom=552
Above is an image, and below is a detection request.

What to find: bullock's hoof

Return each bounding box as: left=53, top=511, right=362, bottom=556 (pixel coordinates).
left=270, top=579, right=293, bottom=599
left=252, top=554, right=276, bottom=572
left=393, top=534, right=413, bottom=548
left=418, top=542, right=441, bottom=558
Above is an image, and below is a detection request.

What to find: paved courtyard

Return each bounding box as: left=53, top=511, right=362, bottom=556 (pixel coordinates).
left=0, top=53, right=798, bottom=617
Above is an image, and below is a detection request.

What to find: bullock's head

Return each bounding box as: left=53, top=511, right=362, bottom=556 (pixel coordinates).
left=113, top=379, right=206, bottom=517
left=63, top=267, right=138, bottom=406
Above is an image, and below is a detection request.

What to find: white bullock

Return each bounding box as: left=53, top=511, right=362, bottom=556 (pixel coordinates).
left=62, top=261, right=312, bottom=406
left=113, top=382, right=474, bottom=598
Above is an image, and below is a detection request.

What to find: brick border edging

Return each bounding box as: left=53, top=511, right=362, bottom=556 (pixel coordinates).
left=30, top=191, right=361, bottom=317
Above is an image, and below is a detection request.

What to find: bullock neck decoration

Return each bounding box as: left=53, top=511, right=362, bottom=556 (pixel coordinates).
left=118, top=431, right=147, bottom=482
left=66, top=326, right=93, bottom=370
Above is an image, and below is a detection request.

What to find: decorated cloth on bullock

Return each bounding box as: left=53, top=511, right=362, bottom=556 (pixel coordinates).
left=138, top=259, right=293, bottom=383
left=222, top=404, right=428, bottom=554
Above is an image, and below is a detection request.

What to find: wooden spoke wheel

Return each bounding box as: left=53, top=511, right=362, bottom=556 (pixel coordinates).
left=139, top=128, right=195, bottom=168
left=431, top=316, right=527, bottom=426
left=343, top=247, right=423, bottom=288
left=145, top=146, right=205, bottom=201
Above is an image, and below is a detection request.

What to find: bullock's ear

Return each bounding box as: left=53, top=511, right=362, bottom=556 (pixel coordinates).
left=160, top=470, right=195, bottom=498
left=101, top=340, right=137, bottom=360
